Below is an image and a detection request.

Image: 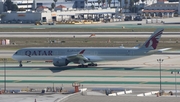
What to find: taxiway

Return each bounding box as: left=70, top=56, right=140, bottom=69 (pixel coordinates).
left=0, top=54, right=180, bottom=102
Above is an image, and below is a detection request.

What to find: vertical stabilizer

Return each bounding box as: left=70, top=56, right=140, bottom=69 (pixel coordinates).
left=140, top=28, right=164, bottom=50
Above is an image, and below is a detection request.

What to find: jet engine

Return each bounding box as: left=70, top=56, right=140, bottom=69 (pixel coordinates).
left=53, top=57, right=69, bottom=67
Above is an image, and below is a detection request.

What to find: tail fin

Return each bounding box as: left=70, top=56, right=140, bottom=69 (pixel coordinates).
left=140, top=28, right=164, bottom=50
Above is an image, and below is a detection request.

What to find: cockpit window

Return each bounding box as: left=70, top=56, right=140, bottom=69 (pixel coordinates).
left=15, top=51, right=18, bottom=54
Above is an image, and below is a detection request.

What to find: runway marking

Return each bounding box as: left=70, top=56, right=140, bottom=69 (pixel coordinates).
left=119, top=63, right=180, bottom=65
left=140, top=81, right=147, bottom=84
left=143, top=56, right=172, bottom=65
left=13, top=80, right=22, bottom=83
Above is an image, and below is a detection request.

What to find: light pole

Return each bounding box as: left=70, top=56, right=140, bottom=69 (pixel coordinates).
left=27, top=0, right=28, bottom=11
left=2, top=58, right=7, bottom=93
left=53, top=82, right=54, bottom=92
left=157, top=58, right=163, bottom=95
left=82, top=85, right=83, bottom=95
left=171, top=68, right=179, bottom=97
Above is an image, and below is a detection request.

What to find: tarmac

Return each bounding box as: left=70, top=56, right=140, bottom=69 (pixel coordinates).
left=1, top=33, right=180, bottom=38
left=0, top=17, right=180, bottom=101
left=0, top=94, right=66, bottom=102
left=62, top=94, right=180, bottom=102
left=0, top=54, right=180, bottom=101
left=0, top=17, right=180, bottom=29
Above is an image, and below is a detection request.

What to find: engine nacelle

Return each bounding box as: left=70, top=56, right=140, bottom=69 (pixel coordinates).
left=53, top=57, right=69, bottom=67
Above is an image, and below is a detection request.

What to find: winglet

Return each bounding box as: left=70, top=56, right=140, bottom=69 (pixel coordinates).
left=79, top=49, right=85, bottom=54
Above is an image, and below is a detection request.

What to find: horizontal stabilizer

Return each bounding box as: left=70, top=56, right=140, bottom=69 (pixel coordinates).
left=158, top=48, right=171, bottom=52
left=146, top=48, right=171, bottom=54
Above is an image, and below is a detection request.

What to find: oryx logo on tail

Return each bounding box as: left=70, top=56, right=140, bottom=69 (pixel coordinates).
left=142, top=28, right=164, bottom=50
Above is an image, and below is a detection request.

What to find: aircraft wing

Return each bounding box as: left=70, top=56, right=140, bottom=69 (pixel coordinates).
left=66, top=49, right=89, bottom=63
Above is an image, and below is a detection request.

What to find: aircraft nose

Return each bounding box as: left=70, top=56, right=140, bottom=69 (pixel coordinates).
left=12, top=54, right=16, bottom=60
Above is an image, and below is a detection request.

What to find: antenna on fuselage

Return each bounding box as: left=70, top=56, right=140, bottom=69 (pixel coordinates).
left=119, top=44, right=124, bottom=48
left=134, top=43, right=141, bottom=48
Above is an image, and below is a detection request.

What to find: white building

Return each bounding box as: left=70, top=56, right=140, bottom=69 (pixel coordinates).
left=85, top=0, right=158, bottom=8
left=142, top=0, right=180, bottom=17
left=12, top=0, right=35, bottom=11
left=0, top=0, right=159, bottom=14
left=1, top=8, right=117, bottom=22
left=11, top=0, right=84, bottom=10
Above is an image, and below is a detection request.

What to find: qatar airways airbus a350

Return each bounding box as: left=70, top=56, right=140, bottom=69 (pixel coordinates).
left=12, top=28, right=168, bottom=67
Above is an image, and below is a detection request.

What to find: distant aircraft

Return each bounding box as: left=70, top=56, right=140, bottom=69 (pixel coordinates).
left=12, top=28, right=167, bottom=67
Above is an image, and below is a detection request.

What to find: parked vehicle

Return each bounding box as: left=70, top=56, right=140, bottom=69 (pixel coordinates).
left=134, top=16, right=142, bottom=21
left=124, top=16, right=133, bottom=21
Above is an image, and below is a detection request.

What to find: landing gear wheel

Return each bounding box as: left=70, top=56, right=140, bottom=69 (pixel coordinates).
left=19, top=63, right=22, bottom=67
left=19, top=61, right=22, bottom=67
left=88, top=63, right=98, bottom=66
left=78, top=65, right=88, bottom=68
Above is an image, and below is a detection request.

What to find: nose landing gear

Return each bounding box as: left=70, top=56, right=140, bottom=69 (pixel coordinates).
left=78, top=64, right=88, bottom=68
left=19, top=61, right=22, bottom=67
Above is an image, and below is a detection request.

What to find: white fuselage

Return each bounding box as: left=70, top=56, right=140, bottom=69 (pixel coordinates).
left=12, top=47, right=150, bottom=62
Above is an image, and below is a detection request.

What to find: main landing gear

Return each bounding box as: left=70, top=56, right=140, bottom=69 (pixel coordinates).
left=88, top=63, right=98, bottom=66
left=19, top=61, right=22, bottom=67
left=78, top=64, right=88, bottom=68
left=78, top=63, right=98, bottom=68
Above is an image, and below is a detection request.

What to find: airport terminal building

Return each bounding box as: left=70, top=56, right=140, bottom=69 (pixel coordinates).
left=0, top=0, right=159, bottom=13
left=1, top=0, right=180, bottom=23
left=142, top=0, right=180, bottom=17
left=0, top=0, right=120, bottom=23
left=1, top=8, right=118, bottom=23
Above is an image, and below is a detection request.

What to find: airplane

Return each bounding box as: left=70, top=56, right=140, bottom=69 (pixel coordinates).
left=12, top=28, right=167, bottom=67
